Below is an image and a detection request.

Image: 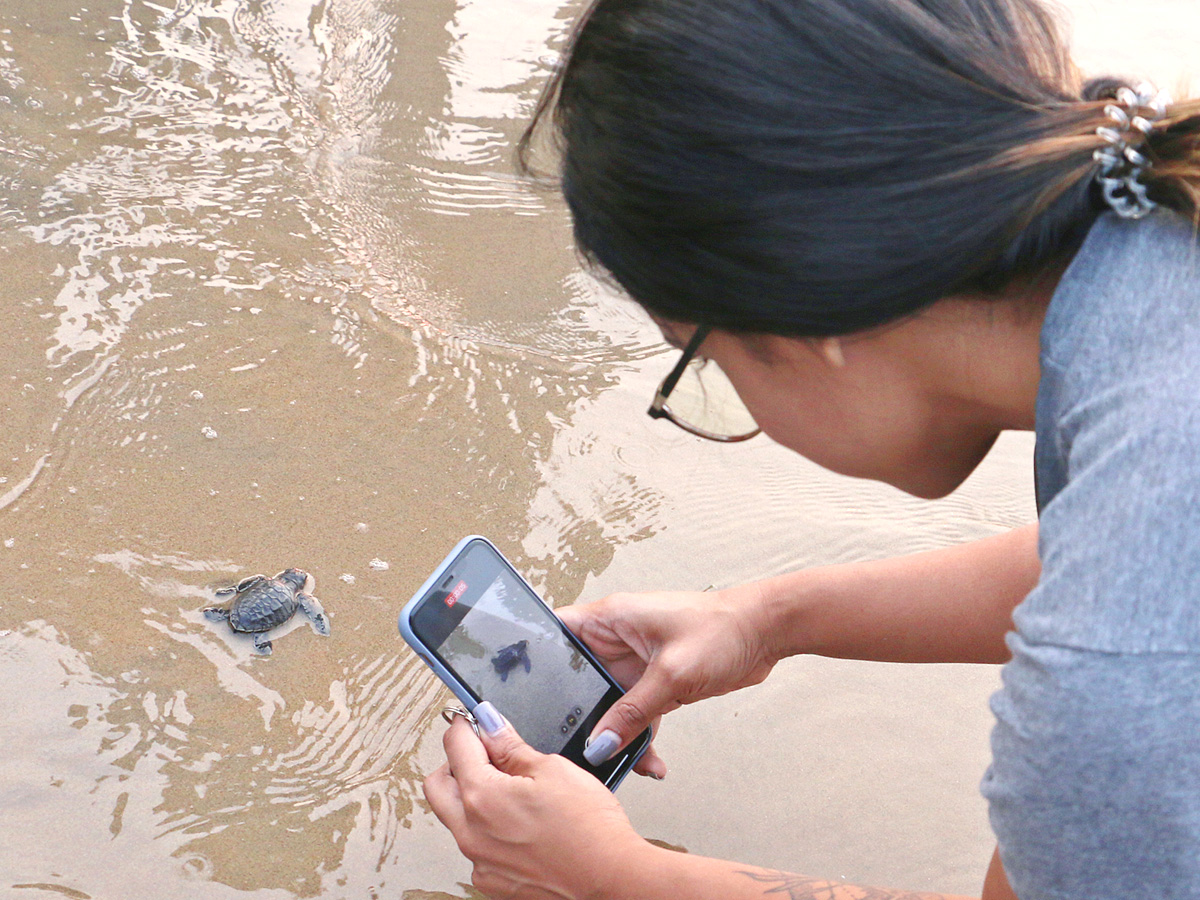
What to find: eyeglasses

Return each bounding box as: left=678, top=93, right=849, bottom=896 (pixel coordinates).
left=647, top=324, right=761, bottom=442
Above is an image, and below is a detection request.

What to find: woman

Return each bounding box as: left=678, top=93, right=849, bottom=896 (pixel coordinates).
left=422, top=0, right=1200, bottom=897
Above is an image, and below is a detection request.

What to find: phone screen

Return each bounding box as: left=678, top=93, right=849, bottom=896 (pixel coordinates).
left=408, top=539, right=643, bottom=778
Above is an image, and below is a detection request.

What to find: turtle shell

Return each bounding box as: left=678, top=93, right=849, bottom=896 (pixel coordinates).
left=228, top=578, right=300, bottom=633
left=493, top=640, right=528, bottom=666
left=491, top=640, right=530, bottom=676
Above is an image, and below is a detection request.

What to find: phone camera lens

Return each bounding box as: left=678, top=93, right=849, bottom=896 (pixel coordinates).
left=566, top=714, right=577, bottom=725
left=560, top=724, right=569, bottom=734
left=573, top=707, right=583, bottom=716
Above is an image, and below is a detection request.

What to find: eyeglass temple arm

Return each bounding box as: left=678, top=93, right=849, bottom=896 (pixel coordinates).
left=649, top=324, right=711, bottom=414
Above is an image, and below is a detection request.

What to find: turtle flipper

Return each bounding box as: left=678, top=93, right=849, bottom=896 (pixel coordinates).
left=215, top=574, right=266, bottom=598
left=203, top=606, right=231, bottom=622
left=522, top=653, right=531, bottom=674
left=297, top=592, right=330, bottom=636
left=252, top=633, right=273, bottom=655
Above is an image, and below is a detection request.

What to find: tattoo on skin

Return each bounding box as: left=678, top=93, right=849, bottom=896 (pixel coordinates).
left=739, top=870, right=951, bottom=900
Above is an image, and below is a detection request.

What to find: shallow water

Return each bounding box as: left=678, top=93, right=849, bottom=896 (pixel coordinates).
left=0, top=2, right=1192, bottom=898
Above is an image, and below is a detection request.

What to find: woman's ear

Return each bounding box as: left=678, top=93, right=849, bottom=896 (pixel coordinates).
left=817, top=337, right=846, bottom=368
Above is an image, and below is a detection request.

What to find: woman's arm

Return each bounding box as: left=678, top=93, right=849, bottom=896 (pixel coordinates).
left=561, top=525, right=1038, bottom=767
left=746, top=523, right=1039, bottom=665
left=610, top=845, right=977, bottom=900
left=425, top=713, right=988, bottom=900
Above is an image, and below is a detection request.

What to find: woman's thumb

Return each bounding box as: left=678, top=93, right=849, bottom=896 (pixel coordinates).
left=582, top=671, right=670, bottom=765
left=474, top=701, right=542, bottom=775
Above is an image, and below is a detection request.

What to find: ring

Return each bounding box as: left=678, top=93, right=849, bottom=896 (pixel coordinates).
left=441, top=705, right=481, bottom=737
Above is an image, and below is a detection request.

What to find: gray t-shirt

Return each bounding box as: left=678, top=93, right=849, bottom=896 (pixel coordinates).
left=981, top=210, right=1200, bottom=898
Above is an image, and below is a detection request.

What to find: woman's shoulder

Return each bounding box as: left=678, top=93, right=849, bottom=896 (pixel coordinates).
left=1035, top=209, right=1200, bottom=504
left=1027, top=212, right=1200, bottom=654
left=1041, top=209, right=1200, bottom=379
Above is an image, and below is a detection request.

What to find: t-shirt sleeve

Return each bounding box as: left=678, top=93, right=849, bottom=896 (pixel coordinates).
left=982, top=637, right=1200, bottom=900
left=992, top=209, right=1200, bottom=898
left=1022, top=370, right=1200, bottom=653
left=988, top=380, right=1200, bottom=898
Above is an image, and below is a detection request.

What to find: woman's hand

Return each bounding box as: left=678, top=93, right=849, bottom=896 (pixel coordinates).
left=556, top=586, right=779, bottom=774
left=424, top=705, right=650, bottom=900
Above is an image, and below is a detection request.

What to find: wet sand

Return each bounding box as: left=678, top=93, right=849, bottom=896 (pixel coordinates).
left=0, top=1, right=1194, bottom=898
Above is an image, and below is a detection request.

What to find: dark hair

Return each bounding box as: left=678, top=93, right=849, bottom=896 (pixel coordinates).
left=519, top=0, right=1200, bottom=336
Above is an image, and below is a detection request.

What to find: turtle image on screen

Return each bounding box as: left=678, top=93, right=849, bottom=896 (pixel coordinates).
left=491, top=640, right=531, bottom=681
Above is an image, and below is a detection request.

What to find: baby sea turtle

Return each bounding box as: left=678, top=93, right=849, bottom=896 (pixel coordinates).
left=491, top=639, right=530, bottom=681
left=203, top=567, right=329, bottom=655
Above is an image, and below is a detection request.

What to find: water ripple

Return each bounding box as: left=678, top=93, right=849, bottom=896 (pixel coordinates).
left=411, top=165, right=544, bottom=217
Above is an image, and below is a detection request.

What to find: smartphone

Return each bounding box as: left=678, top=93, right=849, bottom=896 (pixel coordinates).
left=400, top=535, right=651, bottom=790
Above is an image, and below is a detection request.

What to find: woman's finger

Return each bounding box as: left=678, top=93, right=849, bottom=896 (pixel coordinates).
left=584, top=666, right=679, bottom=765
left=423, top=763, right=467, bottom=835
left=474, top=702, right=544, bottom=777
left=632, top=742, right=668, bottom=779
left=443, top=713, right=495, bottom=783
left=555, top=602, right=585, bottom=636
left=631, top=715, right=667, bottom=778
left=557, top=599, right=646, bottom=664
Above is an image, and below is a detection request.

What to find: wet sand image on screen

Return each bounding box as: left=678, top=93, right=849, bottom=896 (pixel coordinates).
left=438, top=573, right=609, bottom=754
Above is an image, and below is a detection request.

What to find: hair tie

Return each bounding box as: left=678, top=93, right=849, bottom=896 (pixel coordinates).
left=1094, top=82, right=1171, bottom=219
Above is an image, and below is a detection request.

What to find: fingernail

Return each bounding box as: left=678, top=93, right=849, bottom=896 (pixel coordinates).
left=648, top=771, right=665, bottom=781
left=473, top=701, right=506, bottom=736
left=583, top=729, right=620, bottom=765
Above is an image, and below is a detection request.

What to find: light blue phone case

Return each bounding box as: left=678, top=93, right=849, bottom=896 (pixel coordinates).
left=398, top=534, right=492, bottom=712
left=398, top=534, right=647, bottom=789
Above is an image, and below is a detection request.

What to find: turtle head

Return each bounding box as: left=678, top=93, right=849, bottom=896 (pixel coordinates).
left=279, top=568, right=310, bottom=591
